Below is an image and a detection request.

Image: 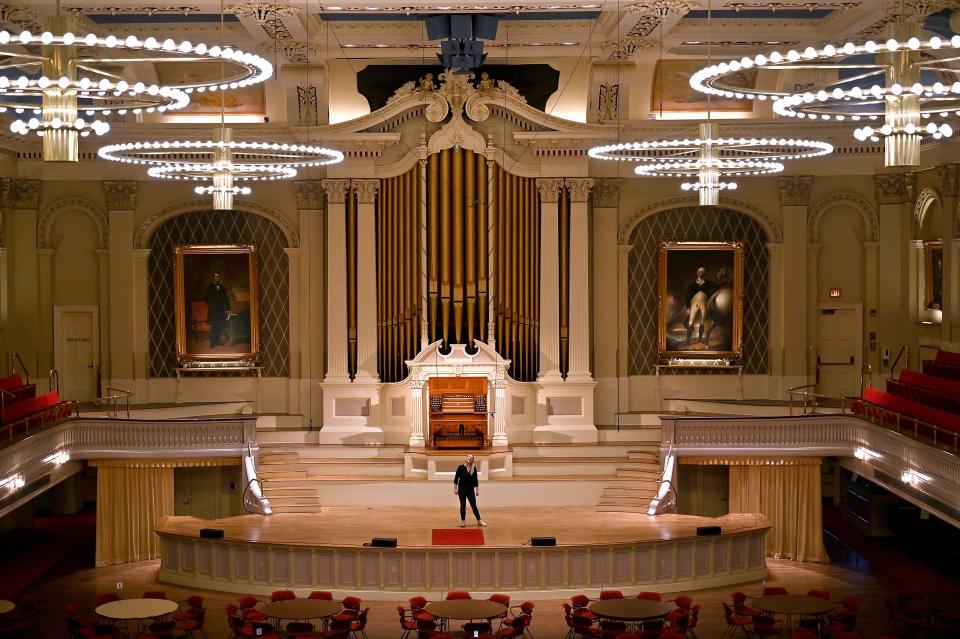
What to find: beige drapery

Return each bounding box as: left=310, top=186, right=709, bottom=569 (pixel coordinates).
left=93, top=460, right=175, bottom=567
left=728, top=458, right=828, bottom=563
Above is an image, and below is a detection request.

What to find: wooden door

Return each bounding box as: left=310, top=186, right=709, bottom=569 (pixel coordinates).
left=817, top=305, right=861, bottom=398
left=54, top=306, right=99, bottom=401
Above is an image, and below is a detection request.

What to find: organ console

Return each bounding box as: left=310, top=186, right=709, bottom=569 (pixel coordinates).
left=428, top=377, right=489, bottom=449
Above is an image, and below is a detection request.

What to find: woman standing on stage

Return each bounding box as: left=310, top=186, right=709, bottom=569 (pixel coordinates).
left=454, top=454, right=487, bottom=528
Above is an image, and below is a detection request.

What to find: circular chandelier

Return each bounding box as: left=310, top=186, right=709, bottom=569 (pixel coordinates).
left=589, top=123, right=833, bottom=205
left=690, top=21, right=960, bottom=166
left=0, top=15, right=273, bottom=162
left=98, top=130, right=344, bottom=210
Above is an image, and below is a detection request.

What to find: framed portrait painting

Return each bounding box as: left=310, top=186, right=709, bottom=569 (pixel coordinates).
left=657, top=241, right=744, bottom=361
left=174, top=245, right=260, bottom=365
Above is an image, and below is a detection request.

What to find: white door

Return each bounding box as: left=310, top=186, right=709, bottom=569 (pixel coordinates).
left=54, top=306, right=99, bottom=401
left=817, top=305, right=861, bottom=398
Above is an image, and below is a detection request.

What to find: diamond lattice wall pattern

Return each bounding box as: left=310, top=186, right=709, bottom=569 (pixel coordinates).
left=148, top=210, right=290, bottom=377
left=627, top=206, right=770, bottom=375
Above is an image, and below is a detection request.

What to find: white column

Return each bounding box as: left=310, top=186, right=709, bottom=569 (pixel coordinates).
left=766, top=243, right=785, bottom=398
left=103, top=181, right=137, bottom=388
left=617, top=244, right=632, bottom=413
left=321, top=179, right=351, bottom=382
left=565, top=178, right=594, bottom=382
left=37, top=248, right=54, bottom=390
left=592, top=179, right=620, bottom=426
left=353, top=179, right=380, bottom=381
left=778, top=176, right=812, bottom=392
left=284, top=246, right=301, bottom=413
left=294, top=181, right=325, bottom=429
left=132, top=248, right=151, bottom=401
left=410, top=379, right=425, bottom=447
left=536, top=178, right=564, bottom=381
left=492, top=378, right=507, bottom=446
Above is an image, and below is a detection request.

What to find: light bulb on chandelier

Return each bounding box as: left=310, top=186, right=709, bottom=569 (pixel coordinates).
left=689, top=22, right=960, bottom=167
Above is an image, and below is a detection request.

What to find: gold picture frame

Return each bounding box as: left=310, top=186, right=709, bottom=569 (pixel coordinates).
left=923, top=240, right=943, bottom=311
left=174, top=244, right=260, bottom=365
left=657, top=241, right=744, bottom=361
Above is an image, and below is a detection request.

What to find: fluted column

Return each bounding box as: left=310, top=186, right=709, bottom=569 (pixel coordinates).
left=778, top=176, right=813, bottom=392
left=353, top=179, right=380, bottom=381
left=293, top=181, right=325, bottom=427
left=566, top=178, right=594, bottom=381
left=103, top=180, right=137, bottom=388
left=410, top=379, right=425, bottom=447
left=592, top=179, right=620, bottom=425
left=322, top=179, right=351, bottom=382
left=537, top=178, right=564, bottom=381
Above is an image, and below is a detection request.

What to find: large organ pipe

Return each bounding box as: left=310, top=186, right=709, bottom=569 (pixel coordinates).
left=428, top=155, right=440, bottom=345
left=465, top=150, right=477, bottom=348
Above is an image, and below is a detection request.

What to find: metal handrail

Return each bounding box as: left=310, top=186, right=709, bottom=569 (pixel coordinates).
left=890, top=345, right=909, bottom=377
left=853, top=397, right=959, bottom=455
left=48, top=369, right=60, bottom=396
left=95, top=386, right=134, bottom=418
left=8, top=353, right=29, bottom=381
left=860, top=362, right=873, bottom=395
left=786, top=383, right=849, bottom=416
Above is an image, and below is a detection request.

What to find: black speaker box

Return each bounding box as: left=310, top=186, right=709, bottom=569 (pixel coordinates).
left=371, top=537, right=397, bottom=548
left=696, top=526, right=721, bottom=536
left=425, top=15, right=451, bottom=40
left=531, top=536, right=556, bottom=546
left=472, top=14, right=499, bottom=40
left=199, top=528, right=224, bottom=539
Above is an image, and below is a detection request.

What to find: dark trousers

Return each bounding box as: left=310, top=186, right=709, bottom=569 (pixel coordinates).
left=458, top=490, right=481, bottom=521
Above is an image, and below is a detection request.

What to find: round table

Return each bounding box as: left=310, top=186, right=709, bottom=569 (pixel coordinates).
left=753, top=595, right=835, bottom=636
left=753, top=595, right=835, bottom=617
left=589, top=598, right=672, bottom=625
left=261, top=599, right=342, bottom=620
left=95, top=599, right=178, bottom=621
left=0, top=600, right=14, bottom=615
left=425, top=600, right=508, bottom=632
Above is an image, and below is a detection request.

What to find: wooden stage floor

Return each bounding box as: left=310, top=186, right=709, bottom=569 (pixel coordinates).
left=157, top=508, right=768, bottom=548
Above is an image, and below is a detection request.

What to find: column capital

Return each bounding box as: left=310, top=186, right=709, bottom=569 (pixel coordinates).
left=320, top=178, right=351, bottom=203
left=593, top=178, right=622, bottom=208
left=102, top=180, right=137, bottom=210
left=535, top=178, right=565, bottom=203
left=778, top=176, right=813, bottom=206
left=874, top=172, right=916, bottom=205
left=937, top=163, right=959, bottom=198
left=294, top=180, right=325, bottom=210
left=352, top=179, right=379, bottom=204
left=565, top=178, right=595, bottom=203
left=2, top=179, right=40, bottom=210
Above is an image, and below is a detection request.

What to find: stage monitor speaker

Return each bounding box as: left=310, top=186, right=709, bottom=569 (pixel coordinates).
left=425, top=15, right=450, bottom=40
left=371, top=537, right=398, bottom=548
left=199, top=528, right=224, bottom=539
left=450, top=14, right=473, bottom=39
left=530, top=536, right=556, bottom=546
left=696, top=526, right=721, bottom=536
left=472, top=14, right=499, bottom=40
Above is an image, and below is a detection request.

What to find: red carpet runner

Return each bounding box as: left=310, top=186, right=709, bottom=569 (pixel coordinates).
left=432, top=528, right=485, bottom=545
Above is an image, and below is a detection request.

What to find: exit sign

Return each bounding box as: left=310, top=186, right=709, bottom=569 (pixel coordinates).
left=829, top=288, right=842, bottom=298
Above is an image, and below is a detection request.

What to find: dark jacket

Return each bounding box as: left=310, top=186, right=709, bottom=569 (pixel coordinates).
left=454, top=464, right=479, bottom=491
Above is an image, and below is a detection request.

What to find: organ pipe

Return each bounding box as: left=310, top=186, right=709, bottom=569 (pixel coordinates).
left=377, top=165, right=421, bottom=383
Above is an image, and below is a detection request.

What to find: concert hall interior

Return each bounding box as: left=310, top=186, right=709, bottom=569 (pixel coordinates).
left=1, top=0, right=960, bottom=638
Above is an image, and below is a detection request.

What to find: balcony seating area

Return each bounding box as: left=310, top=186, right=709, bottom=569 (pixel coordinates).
left=852, top=349, right=960, bottom=452
left=0, top=374, right=36, bottom=405
left=1, top=388, right=74, bottom=442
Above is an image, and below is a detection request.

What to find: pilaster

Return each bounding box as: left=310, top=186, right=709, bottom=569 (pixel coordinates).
left=592, top=178, right=620, bottom=426
left=294, top=180, right=325, bottom=428
left=565, top=178, right=594, bottom=382
left=352, top=179, right=380, bottom=382
left=536, top=178, right=564, bottom=381
left=7, top=180, right=41, bottom=384
left=132, top=248, right=152, bottom=401
left=321, top=179, right=351, bottom=382
left=778, top=176, right=813, bottom=391
left=104, top=180, right=137, bottom=387
left=874, top=172, right=915, bottom=368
